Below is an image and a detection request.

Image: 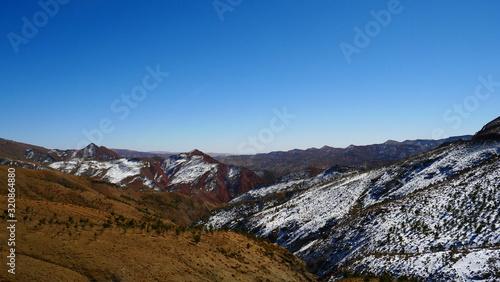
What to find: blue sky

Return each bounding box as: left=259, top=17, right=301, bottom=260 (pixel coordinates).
left=1, top=0, right=500, bottom=154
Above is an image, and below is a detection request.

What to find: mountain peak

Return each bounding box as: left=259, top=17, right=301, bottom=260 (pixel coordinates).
left=188, top=149, right=205, bottom=156
left=77, top=143, right=121, bottom=161
left=383, top=139, right=399, bottom=145
left=183, top=149, right=220, bottom=164
left=474, top=116, right=500, bottom=140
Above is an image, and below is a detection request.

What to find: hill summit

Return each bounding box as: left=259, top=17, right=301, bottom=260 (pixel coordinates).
left=474, top=116, right=500, bottom=140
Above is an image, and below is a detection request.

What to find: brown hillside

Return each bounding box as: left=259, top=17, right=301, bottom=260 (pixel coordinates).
left=0, top=165, right=213, bottom=226
left=0, top=165, right=316, bottom=281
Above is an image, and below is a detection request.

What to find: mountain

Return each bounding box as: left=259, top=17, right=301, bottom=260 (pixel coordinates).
left=0, top=138, right=264, bottom=204
left=474, top=116, right=500, bottom=140
left=217, top=136, right=472, bottom=179
left=0, top=138, right=59, bottom=168
left=159, top=150, right=265, bottom=203
left=197, top=122, right=499, bottom=281
left=0, top=139, right=121, bottom=169
left=111, top=148, right=177, bottom=159
left=0, top=165, right=315, bottom=281
left=47, top=148, right=265, bottom=204
left=112, top=148, right=233, bottom=159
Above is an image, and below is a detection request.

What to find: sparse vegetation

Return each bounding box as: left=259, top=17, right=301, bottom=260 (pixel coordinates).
left=0, top=164, right=316, bottom=281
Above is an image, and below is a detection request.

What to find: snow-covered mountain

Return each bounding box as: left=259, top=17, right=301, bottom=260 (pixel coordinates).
left=0, top=139, right=264, bottom=203
left=158, top=149, right=265, bottom=203
left=48, top=148, right=264, bottom=203
left=198, top=117, right=500, bottom=281
left=49, top=157, right=156, bottom=189
left=47, top=143, right=158, bottom=190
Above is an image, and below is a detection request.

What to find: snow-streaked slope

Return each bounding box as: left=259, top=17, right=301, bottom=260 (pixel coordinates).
left=49, top=158, right=156, bottom=189
left=49, top=149, right=264, bottom=204
left=230, top=167, right=353, bottom=203
left=199, top=141, right=500, bottom=280
left=163, top=155, right=218, bottom=185
left=344, top=248, right=500, bottom=282
left=313, top=153, right=500, bottom=279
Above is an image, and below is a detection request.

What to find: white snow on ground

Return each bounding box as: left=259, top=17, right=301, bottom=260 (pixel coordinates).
left=49, top=158, right=155, bottom=188
left=201, top=141, right=500, bottom=280
left=362, top=142, right=500, bottom=207
left=230, top=179, right=304, bottom=202
left=230, top=169, right=352, bottom=203
left=342, top=248, right=500, bottom=282
left=48, top=149, right=66, bottom=158
left=227, top=166, right=240, bottom=181
left=161, top=155, right=218, bottom=185
left=248, top=173, right=369, bottom=242
left=82, top=144, right=98, bottom=159
left=166, top=156, right=218, bottom=185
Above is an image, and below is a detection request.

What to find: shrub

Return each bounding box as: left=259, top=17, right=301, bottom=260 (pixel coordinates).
left=193, top=233, right=201, bottom=244
left=103, top=220, right=112, bottom=228
left=379, top=274, right=393, bottom=282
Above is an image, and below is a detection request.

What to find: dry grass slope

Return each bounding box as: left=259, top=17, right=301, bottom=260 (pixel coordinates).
left=0, top=165, right=315, bottom=281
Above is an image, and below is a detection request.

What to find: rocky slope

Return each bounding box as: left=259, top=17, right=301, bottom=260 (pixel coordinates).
left=0, top=139, right=264, bottom=204
left=48, top=148, right=265, bottom=204
left=159, top=149, right=265, bottom=203
left=198, top=119, right=500, bottom=281
left=0, top=139, right=120, bottom=169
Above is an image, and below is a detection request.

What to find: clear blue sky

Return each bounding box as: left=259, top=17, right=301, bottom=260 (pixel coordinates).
left=2, top=0, right=500, bottom=154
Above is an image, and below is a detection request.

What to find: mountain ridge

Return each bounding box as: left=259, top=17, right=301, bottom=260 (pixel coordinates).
left=197, top=117, right=500, bottom=281
left=217, top=135, right=473, bottom=178
left=474, top=116, right=500, bottom=140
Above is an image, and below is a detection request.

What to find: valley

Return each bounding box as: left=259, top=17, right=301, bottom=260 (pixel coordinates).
left=1, top=116, right=499, bottom=281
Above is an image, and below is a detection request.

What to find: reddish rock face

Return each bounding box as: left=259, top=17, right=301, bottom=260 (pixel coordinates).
left=73, top=143, right=121, bottom=161
left=146, top=150, right=265, bottom=204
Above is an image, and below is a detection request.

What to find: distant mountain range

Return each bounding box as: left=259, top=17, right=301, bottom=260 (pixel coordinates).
left=217, top=136, right=472, bottom=178
left=112, top=148, right=232, bottom=159
left=0, top=134, right=473, bottom=204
